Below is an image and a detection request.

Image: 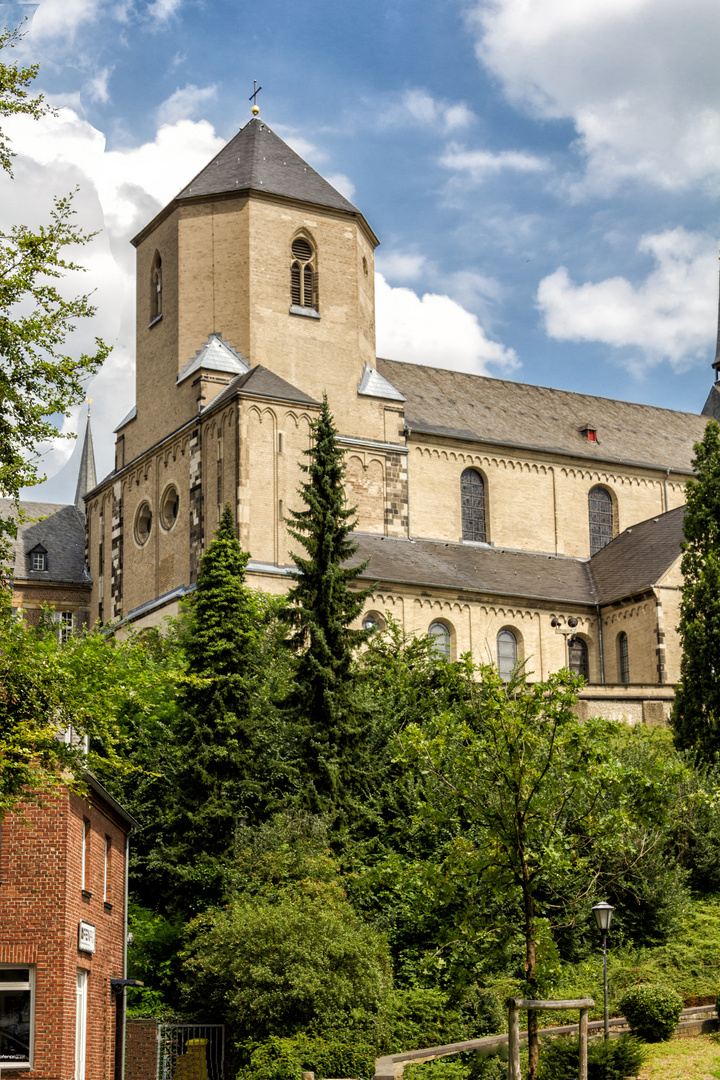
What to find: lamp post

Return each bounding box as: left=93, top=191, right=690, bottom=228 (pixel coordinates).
left=592, top=901, right=614, bottom=1040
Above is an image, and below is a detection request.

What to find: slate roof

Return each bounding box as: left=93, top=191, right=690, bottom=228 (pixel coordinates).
left=350, top=533, right=596, bottom=605
left=358, top=363, right=406, bottom=402
left=589, top=505, right=685, bottom=604
left=1, top=500, right=90, bottom=586
left=203, top=364, right=320, bottom=414
left=176, top=117, right=359, bottom=214
left=349, top=505, right=685, bottom=608
left=376, top=358, right=709, bottom=472
left=177, top=332, right=249, bottom=386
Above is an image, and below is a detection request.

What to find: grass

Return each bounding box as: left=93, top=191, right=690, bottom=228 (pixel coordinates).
left=637, top=1035, right=720, bottom=1079
left=482, top=897, right=720, bottom=1028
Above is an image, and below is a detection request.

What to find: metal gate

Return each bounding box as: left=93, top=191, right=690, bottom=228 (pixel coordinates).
left=156, top=1025, right=225, bottom=1080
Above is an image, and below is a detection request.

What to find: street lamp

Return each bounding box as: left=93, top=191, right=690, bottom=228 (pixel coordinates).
left=592, top=901, right=614, bottom=1040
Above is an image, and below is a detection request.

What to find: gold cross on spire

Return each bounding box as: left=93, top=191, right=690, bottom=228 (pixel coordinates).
left=249, top=80, right=262, bottom=116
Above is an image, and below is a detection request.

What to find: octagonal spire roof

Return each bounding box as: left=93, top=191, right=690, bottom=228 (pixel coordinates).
left=176, top=116, right=358, bottom=213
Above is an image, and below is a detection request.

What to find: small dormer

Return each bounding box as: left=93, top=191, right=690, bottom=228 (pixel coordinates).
left=579, top=425, right=598, bottom=443
left=28, top=543, right=48, bottom=572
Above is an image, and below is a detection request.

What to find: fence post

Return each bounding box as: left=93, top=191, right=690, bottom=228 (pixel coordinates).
left=507, top=999, right=521, bottom=1080
left=578, top=1007, right=589, bottom=1080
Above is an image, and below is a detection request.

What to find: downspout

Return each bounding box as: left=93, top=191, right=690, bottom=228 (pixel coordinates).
left=663, top=468, right=670, bottom=513
left=596, top=604, right=605, bottom=685
left=405, top=425, right=412, bottom=539
left=121, top=832, right=130, bottom=1080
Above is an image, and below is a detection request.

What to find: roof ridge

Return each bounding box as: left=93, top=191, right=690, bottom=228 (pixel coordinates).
left=376, top=356, right=704, bottom=420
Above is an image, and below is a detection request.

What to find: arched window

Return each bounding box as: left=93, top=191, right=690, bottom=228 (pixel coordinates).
left=497, top=629, right=517, bottom=681
left=618, top=631, right=630, bottom=684
left=568, top=637, right=589, bottom=681
left=588, top=486, right=614, bottom=555
left=362, top=611, right=384, bottom=634
left=461, top=469, right=486, bottom=542
left=151, top=252, right=162, bottom=322
left=429, top=621, right=451, bottom=660
left=290, top=236, right=318, bottom=311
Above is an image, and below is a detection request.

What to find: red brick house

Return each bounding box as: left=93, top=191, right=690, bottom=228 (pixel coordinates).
left=0, top=773, right=137, bottom=1080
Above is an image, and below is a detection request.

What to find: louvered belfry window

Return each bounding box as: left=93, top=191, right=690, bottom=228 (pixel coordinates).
left=461, top=468, right=486, bottom=542
left=291, top=236, right=318, bottom=311
left=588, top=486, right=614, bottom=555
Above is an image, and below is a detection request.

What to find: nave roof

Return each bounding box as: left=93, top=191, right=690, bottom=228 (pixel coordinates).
left=376, top=358, right=709, bottom=473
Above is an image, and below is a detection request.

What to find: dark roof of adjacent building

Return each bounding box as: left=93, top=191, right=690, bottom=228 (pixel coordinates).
left=376, top=358, right=709, bottom=473
left=350, top=505, right=684, bottom=608
left=0, top=500, right=90, bottom=586
left=176, top=117, right=359, bottom=214
left=204, top=364, right=320, bottom=413
left=589, top=505, right=685, bottom=604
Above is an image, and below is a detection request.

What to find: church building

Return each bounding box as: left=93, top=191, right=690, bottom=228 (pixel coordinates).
left=83, top=107, right=719, bottom=725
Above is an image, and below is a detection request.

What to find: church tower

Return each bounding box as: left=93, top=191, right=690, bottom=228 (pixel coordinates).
left=118, top=115, right=388, bottom=466
left=87, top=112, right=409, bottom=625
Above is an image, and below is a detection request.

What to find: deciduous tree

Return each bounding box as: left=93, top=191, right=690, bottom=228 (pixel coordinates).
left=0, top=25, right=109, bottom=563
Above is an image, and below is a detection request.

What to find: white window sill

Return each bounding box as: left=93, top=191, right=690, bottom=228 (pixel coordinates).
left=289, top=305, right=320, bottom=320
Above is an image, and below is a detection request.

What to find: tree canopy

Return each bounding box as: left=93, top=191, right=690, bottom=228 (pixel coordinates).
left=0, top=24, right=110, bottom=561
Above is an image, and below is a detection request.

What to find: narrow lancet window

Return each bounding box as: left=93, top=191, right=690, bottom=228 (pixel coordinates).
left=151, top=252, right=162, bottom=322
left=588, top=486, right=614, bottom=555
left=461, top=468, right=486, bottom=542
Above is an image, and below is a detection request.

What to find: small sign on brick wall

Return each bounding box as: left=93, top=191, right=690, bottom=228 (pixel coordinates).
left=79, top=921, right=96, bottom=954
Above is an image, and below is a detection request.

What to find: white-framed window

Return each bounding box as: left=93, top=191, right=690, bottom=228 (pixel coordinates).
left=75, top=970, right=88, bottom=1080
left=53, top=610, right=74, bottom=643
left=103, top=836, right=111, bottom=903
left=81, top=819, right=89, bottom=893
left=30, top=549, right=47, bottom=571
left=0, top=965, right=34, bottom=1068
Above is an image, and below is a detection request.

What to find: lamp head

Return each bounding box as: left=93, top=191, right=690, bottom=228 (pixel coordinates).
left=592, top=901, right=614, bottom=932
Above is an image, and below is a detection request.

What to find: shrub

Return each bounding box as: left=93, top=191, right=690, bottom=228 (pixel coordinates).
left=618, top=984, right=683, bottom=1042
left=237, top=1034, right=377, bottom=1080
left=182, top=892, right=392, bottom=1041
left=454, top=986, right=505, bottom=1038
left=537, top=1034, right=647, bottom=1080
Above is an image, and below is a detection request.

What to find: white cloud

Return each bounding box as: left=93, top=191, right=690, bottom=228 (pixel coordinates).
left=84, top=65, right=112, bottom=104
left=470, top=0, right=720, bottom=193
left=2, top=108, right=225, bottom=493
left=375, top=273, right=518, bottom=375
left=536, top=228, right=717, bottom=369
left=440, top=143, right=548, bottom=181
left=325, top=172, right=355, bottom=201
left=376, top=251, right=427, bottom=282
left=146, top=0, right=182, bottom=19
left=381, top=88, right=475, bottom=133
left=156, top=83, right=217, bottom=126
left=31, top=0, right=104, bottom=40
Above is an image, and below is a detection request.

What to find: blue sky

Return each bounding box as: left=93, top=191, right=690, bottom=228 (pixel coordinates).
left=3, top=0, right=720, bottom=500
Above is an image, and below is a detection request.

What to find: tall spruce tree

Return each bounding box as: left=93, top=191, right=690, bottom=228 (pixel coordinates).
left=159, top=504, right=265, bottom=911
left=672, top=419, right=720, bottom=759
left=283, top=395, right=372, bottom=811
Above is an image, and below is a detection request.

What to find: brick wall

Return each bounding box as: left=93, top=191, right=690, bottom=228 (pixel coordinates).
left=0, top=784, right=131, bottom=1080
left=125, top=1019, right=157, bottom=1080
